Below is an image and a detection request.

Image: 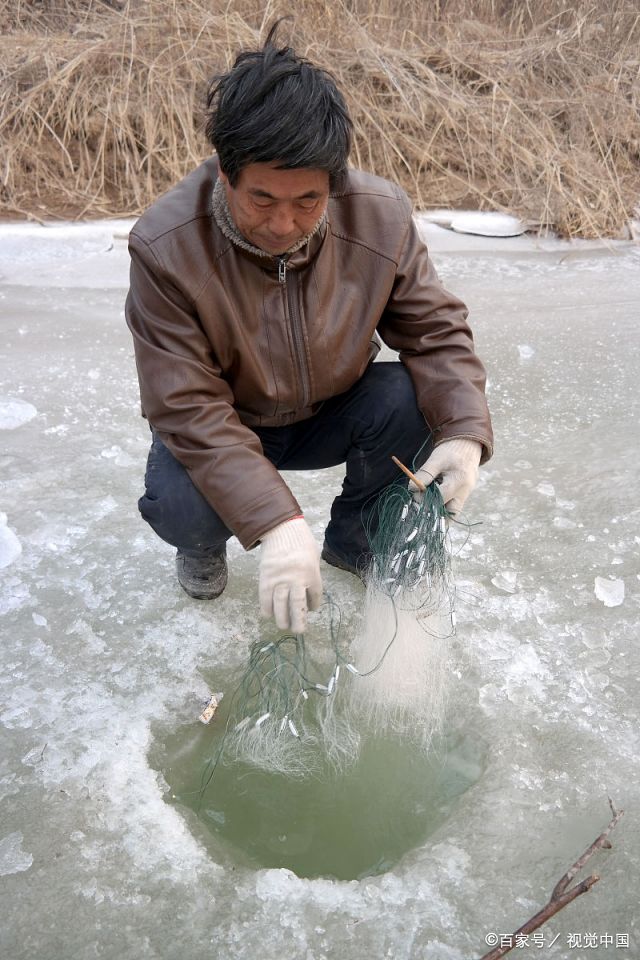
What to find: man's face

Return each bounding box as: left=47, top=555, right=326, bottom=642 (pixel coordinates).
left=219, top=163, right=330, bottom=256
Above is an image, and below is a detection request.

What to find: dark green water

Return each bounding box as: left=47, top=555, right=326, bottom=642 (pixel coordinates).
left=151, top=699, right=485, bottom=881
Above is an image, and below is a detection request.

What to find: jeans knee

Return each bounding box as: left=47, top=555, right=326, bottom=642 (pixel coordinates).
left=367, top=364, right=428, bottom=436
left=139, top=435, right=230, bottom=552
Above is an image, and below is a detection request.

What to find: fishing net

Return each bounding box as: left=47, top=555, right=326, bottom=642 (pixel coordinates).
left=343, top=478, right=454, bottom=750
left=198, top=596, right=360, bottom=796
left=198, top=462, right=457, bottom=798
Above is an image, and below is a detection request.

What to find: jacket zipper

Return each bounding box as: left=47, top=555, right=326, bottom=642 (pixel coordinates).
left=278, top=256, right=311, bottom=409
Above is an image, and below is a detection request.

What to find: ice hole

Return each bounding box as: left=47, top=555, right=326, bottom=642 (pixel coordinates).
left=149, top=696, right=485, bottom=882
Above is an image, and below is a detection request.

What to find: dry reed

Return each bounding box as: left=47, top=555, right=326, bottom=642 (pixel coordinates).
left=1, top=0, right=638, bottom=236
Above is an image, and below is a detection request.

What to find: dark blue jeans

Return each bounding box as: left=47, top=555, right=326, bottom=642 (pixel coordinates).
left=138, top=362, right=432, bottom=565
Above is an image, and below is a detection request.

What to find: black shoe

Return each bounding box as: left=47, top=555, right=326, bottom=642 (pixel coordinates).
left=321, top=543, right=369, bottom=583
left=175, top=550, right=228, bottom=600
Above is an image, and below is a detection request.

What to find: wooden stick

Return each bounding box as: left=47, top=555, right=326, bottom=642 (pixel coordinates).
left=478, top=803, right=624, bottom=960
left=391, top=455, right=426, bottom=492
left=551, top=798, right=623, bottom=899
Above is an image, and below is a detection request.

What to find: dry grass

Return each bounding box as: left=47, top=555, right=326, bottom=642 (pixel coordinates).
left=1, top=0, right=638, bottom=236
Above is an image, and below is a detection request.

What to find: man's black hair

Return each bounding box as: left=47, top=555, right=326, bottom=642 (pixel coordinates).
left=205, top=21, right=353, bottom=190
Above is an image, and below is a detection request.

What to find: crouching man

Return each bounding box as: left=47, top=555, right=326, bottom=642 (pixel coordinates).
left=125, top=26, right=493, bottom=635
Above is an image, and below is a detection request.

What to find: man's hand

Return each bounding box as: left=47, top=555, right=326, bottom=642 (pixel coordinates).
left=411, top=438, right=482, bottom=516
left=259, top=517, right=323, bottom=634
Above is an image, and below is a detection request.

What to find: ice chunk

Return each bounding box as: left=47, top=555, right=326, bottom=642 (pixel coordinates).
left=0, top=398, right=37, bottom=429
left=536, top=481, right=555, bottom=497
left=491, top=570, right=518, bottom=593
left=255, top=868, right=300, bottom=902
left=0, top=832, right=33, bottom=876
left=553, top=517, right=576, bottom=529
left=449, top=212, right=526, bottom=237
left=0, top=514, right=22, bottom=569
left=99, top=445, right=135, bottom=467
left=478, top=683, right=505, bottom=715
left=517, top=344, right=535, bottom=360
left=594, top=577, right=625, bottom=607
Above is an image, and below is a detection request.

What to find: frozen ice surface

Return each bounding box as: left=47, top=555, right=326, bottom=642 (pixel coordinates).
left=1, top=220, right=639, bottom=959
left=0, top=220, right=134, bottom=288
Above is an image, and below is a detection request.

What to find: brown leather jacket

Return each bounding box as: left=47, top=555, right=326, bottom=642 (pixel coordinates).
left=126, top=157, right=493, bottom=549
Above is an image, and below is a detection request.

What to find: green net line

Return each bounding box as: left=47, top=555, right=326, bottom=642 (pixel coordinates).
left=355, top=478, right=454, bottom=677
left=367, top=478, right=451, bottom=601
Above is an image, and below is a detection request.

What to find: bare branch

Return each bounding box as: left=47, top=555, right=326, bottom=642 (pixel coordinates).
left=478, top=804, right=624, bottom=960
left=551, top=802, right=623, bottom=900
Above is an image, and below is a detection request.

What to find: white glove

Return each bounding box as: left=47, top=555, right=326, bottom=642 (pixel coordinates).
left=259, top=517, right=323, bottom=634
left=411, top=438, right=482, bottom=516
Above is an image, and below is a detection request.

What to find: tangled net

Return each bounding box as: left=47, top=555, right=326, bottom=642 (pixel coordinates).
left=199, top=596, right=359, bottom=796
left=199, top=470, right=458, bottom=799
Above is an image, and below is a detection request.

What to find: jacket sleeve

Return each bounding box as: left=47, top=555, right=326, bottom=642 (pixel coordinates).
left=125, top=233, right=302, bottom=548
left=377, top=217, right=493, bottom=462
